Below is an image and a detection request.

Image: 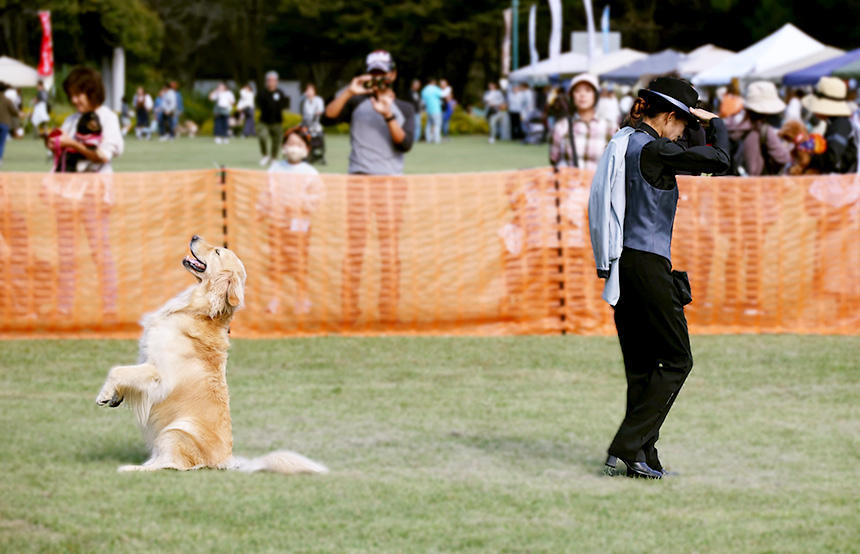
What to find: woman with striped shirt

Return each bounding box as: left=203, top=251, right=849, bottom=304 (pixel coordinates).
left=550, top=73, right=617, bottom=170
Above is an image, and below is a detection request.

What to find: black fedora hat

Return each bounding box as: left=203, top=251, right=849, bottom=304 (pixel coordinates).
left=638, top=77, right=700, bottom=129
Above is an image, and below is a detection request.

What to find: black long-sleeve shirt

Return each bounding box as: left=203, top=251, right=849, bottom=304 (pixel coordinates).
left=256, top=88, right=289, bottom=124
left=638, top=118, right=731, bottom=189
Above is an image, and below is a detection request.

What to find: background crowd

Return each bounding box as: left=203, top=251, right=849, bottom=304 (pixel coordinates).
left=1, top=62, right=859, bottom=179
left=477, top=73, right=860, bottom=176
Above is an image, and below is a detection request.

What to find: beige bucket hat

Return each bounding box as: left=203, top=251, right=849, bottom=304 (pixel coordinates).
left=567, top=73, right=600, bottom=95
left=744, top=81, right=786, bottom=114
left=803, top=76, right=852, bottom=117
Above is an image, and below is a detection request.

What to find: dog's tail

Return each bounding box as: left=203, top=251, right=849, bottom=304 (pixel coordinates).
left=225, top=450, right=328, bottom=475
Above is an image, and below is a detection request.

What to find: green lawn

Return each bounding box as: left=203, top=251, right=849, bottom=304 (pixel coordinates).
left=1, top=336, right=857, bottom=553
left=1, top=134, right=549, bottom=173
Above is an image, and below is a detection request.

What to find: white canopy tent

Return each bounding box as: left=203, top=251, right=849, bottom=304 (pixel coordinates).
left=750, top=46, right=844, bottom=82
left=509, top=51, right=588, bottom=81
left=677, top=44, right=734, bottom=78
left=509, top=48, right=646, bottom=81
left=0, top=56, right=40, bottom=87
left=589, top=48, right=648, bottom=77
left=692, top=24, right=828, bottom=86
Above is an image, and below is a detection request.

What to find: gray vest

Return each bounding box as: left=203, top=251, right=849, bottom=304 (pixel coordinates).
left=622, top=129, right=678, bottom=261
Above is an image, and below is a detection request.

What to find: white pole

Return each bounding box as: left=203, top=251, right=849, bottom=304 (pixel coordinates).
left=528, top=4, right=539, bottom=67
left=548, top=0, right=562, bottom=59
left=583, top=0, right=597, bottom=66
left=112, top=47, right=125, bottom=112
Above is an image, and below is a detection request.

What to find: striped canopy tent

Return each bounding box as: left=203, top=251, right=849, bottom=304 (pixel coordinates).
left=833, top=58, right=860, bottom=79
left=783, top=47, right=860, bottom=85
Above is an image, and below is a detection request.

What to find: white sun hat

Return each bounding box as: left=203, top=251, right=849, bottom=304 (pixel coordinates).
left=803, top=76, right=852, bottom=117
left=744, top=81, right=786, bottom=115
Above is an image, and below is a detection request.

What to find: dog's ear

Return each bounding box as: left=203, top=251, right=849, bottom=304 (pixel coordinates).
left=226, top=272, right=244, bottom=308
left=207, top=270, right=243, bottom=317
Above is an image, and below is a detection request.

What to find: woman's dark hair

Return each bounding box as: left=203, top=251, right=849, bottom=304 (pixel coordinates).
left=282, top=125, right=312, bottom=147
left=63, top=67, right=105, bottom=106
left=748, top=109, right=782, bottom=127
left=623, top=96, right=684, bottom=128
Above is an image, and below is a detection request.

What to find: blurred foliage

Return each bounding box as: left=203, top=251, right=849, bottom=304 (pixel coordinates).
left=448, top=106, right=490, bottom=135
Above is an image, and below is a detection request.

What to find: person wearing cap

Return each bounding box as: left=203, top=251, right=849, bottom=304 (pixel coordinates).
left=730, top=81, right=791, bottom=176
left=804, top=77, right=858, bottom=173
left=594, top=77, right=730, bottom=479
left=549, top=73, right=617, bottom=170
left=323, top=50, right=415, bottom=325
left=323, top=50, right=415, bottom=174
left=257, top=71, right=290, bottom=166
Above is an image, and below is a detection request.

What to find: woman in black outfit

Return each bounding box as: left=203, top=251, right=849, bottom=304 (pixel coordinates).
left=606, top=77, right=730, bottom=478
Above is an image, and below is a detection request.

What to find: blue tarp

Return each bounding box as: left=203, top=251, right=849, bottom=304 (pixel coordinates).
left=600, top=49, right=684, bottom=83
left=783, top=48, right=860, bottom=85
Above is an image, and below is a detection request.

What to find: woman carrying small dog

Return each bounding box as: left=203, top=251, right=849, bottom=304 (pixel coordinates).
left=43, top=66, right=123, bottom=318
left=590, top=77, right=730, bottom=478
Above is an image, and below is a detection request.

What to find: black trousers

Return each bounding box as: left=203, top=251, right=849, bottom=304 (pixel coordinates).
left=608, top=248, right=693, bottom=469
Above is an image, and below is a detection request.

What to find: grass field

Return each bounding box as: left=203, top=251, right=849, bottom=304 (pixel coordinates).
left=1, top=335, right=858, bottom=553
left=1, top=134, right=549, bottom=173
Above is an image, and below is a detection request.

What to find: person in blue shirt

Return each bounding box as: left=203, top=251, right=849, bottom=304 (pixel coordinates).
left=171, top=81, right=183, bottom=138
left=421, top=79, right=443, bottom=144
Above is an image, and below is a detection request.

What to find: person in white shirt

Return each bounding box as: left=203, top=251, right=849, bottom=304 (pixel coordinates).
left=159, top=84, right=177, bottom=140
left=300, top=83, right=325, bottom=134
left=4, top=86, right=21, bottom=110
left=133, top=86, right=154, bottom=139
left=43, top=67, right=122, bottom=317
left=483, top=81, right=510, bottom=143
left=596, top=85, right=622, bottom=127
left=209, top=82, right=236, bottom=144
left=259, top=125, right=324, bottom=314
left=237, top=83, right=256, bottom=137
left=783, top=89, right=804, bottom=125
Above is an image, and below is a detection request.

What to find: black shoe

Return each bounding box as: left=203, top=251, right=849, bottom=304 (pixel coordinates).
left=617, top=457, right=662, bottom=479
left=603, top=455, right=619, bottom=476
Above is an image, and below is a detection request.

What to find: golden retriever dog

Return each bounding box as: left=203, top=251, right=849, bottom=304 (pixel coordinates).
left=96, top=235, right=327, bottom=475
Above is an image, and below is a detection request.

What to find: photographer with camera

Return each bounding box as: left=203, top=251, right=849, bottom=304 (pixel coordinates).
left=324, top=50, right=415, bottom=326
left=323, top=50, right=415, bottom=175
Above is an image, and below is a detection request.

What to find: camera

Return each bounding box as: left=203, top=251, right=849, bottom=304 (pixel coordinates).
left=363, top=76, right=391, bottom=91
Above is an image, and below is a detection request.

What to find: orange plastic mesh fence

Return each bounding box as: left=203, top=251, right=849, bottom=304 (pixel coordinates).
left=555, top=168, right=860, bottom=335
left=1, top=168, right=858, bottom=338
left=225, top=168, right=563, bottom=336
left=0, top=171, right=223, bottom=337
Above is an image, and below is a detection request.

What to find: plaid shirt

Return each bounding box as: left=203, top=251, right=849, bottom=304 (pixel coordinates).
left=550, top=115, right=617, bottom=171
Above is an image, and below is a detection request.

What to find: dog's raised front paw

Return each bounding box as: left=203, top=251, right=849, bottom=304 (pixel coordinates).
left=96, top=387, right=123, bottom=407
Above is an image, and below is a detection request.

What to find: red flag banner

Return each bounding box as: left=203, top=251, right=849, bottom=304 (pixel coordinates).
left=38, top=10, right=53, bottom=77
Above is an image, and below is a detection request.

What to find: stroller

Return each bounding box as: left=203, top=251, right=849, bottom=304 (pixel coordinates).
left=300, top=98, right=326, bottom=165
left=522, top=109, right=546, bottom=145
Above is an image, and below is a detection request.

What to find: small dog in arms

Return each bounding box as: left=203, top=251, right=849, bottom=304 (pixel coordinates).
left=95, top=235, right=327, bottom=474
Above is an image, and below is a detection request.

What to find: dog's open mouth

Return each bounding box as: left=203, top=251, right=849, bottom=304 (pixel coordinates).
left=182, top=253, right=206, bottom=274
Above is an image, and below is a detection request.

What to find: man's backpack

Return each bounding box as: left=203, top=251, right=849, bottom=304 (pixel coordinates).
left=729, top=124, right=782, bottom=176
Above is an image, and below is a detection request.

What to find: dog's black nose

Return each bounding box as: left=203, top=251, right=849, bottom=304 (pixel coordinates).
left=191, top=235, right=200, bottom=242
